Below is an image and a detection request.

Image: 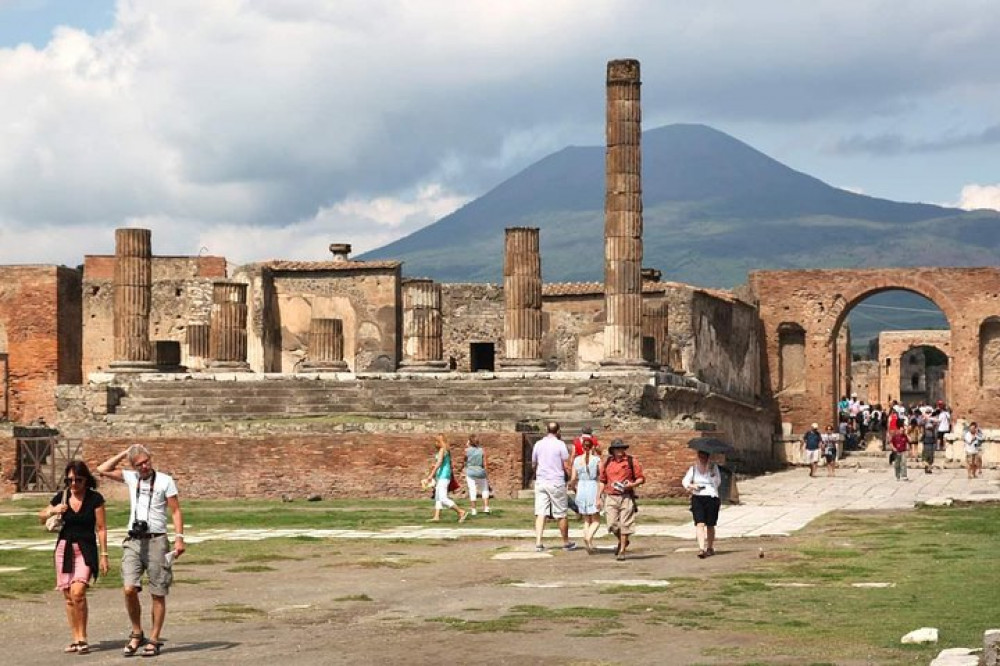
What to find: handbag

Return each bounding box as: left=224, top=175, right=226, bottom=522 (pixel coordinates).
left=447, top=474, right=460, bottom=493
left=44, top=489, right=69, bottom=533
left=888, top=451, right=896, bottom=464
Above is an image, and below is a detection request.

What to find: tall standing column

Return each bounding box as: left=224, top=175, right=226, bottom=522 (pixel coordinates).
left=501, top=227, right=546, bottom=371
left=601, top=59, right=648, bottom=369
left=110, top=228, right=156, bottom=372
left=300, top=318, right=349, bottom=372
left=399, top=279, right=448, bottom=372
left=208, top=282, right=250, bottom=372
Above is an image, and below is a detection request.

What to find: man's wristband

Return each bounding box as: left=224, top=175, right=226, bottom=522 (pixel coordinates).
left=174, top=534, right=185, bottom=540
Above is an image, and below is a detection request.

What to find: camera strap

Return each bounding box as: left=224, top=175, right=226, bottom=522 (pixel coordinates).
left=131, top=470, right=156, bottom=526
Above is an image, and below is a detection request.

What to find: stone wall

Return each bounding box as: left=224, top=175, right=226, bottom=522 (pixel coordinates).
left=878, top=330, right=950, bottom=407
left=0, top=265, right=82, bottom=423
left=850, top=360, right=879, bottom=405
left=441, top=284, right=504, bottom=371
left=542, top=293, right=606, bottom=370
left=82, top=255, right=226, bottom=375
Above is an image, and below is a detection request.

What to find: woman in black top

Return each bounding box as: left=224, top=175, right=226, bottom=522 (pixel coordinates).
left=39, top=461, right=108, bottom=655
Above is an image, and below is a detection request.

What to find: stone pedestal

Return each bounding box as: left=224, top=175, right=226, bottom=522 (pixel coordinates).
left=399, top=279, right=447, bottom=372
left=300, top=318, right=349, bottom=372
left=110, top=228, right=156, bottom=372
left=601, top=59, right=648, bottom=369
left=207, top=282, right=251, bottom=372
left=501, top=227, right=546, bottom=371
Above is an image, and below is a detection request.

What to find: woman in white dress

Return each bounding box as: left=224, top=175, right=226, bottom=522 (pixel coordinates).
left=569, top=437, right=602, bottom=552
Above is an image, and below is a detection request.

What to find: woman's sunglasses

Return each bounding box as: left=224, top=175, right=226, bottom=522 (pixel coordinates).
left=64, top=477, right=85, bottom=486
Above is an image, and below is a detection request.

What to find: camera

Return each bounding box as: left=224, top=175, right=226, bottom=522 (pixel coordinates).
left=612, top=481, right=628, bottom=493
left=128, top=520, right=150, bottom=538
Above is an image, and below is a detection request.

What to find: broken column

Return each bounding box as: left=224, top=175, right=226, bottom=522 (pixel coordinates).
left=300, top=318, right=349, bottom=372
left=207, top=282, right=250, bottom=372
left=642, top=301, right=669, bottom=368
left=399, top=278, right=447, bottom=372
left=110, top=228, right=156, bottom=372
left=601, top=58, right=647, bottom=369
left=185, top=322, right=210, bottom=371
left=500, top=227, right=545, bottom=371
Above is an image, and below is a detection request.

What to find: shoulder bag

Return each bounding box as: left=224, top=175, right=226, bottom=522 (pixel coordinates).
left=45, top=488, right=69, bottom=533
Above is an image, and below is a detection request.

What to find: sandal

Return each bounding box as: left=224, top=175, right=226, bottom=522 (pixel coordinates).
left=141, top=641, right=163, bottom=657
left=123, top=632, right=145, bottom=657
left=697, top=550, right=707, bottom=559
left=64, top=642, right=80, bottom=653
left=76, top=642, right=91, bottom=655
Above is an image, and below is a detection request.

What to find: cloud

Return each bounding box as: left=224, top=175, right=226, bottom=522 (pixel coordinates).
left=830, top=124, right=1000, bottom=156
left=957, top=184, right=1000, bottom=212
left=2, top=1, right=1000, bottom=266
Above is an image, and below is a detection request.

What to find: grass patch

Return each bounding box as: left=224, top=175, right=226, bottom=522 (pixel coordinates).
left=225, top=564, right=275, bottom=573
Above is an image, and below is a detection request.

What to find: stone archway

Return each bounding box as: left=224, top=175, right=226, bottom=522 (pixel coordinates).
left=749, top=267, right=1000, bottom=432
left=877, top=332, right=951, bottom=408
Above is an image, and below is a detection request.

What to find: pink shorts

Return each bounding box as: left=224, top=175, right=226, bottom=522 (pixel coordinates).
left=54, top=540, right=91, bottom=591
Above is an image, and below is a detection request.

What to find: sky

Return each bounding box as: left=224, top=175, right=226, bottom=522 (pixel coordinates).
left=1, top=0, right=999, bottom=267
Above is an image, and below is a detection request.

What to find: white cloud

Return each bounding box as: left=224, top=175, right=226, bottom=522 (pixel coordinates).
left=957, top=184, right=1000, bottom=211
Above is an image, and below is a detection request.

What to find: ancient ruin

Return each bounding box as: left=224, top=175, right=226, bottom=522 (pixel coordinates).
left=2, top=59, right=997, bottom=499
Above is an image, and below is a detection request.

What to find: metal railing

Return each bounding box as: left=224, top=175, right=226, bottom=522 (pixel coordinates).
left=16, top=437, right=83, bottom=493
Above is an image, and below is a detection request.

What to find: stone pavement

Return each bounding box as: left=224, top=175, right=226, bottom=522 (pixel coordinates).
left=1, top=467, right=998, bottom=553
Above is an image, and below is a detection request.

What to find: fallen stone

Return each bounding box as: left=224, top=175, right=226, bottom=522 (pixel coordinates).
left=306, top=494, right=322, bottom=502
left=985, top=629, right=1000, bottom=666
left=901, top=627, right=939, bottom=644
left=492, top=551, right=552, bottom=560
left=510, top=581, right=566, bottom=588
left=929, top=647, right=980, bottom=666
left=851, top=582, right=895, bottom=588
left=592, top=579, right=669, bottom=588
left=766, top=582, right=816, bottom=588
left=923, top=498, right=954, bottom=507
left=0, top=566, right=26, bottom=573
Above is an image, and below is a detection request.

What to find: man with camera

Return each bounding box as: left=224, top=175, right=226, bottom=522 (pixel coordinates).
left=97, top=445, right=184, bottom=657
left=598, top=439, right=645, bottom=561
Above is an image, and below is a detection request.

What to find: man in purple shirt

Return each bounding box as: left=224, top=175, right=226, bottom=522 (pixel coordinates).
left=531, top=422, right=576, bottom=552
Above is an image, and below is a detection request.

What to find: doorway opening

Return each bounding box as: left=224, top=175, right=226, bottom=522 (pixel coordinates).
left=470, top=342, right=495, bottom=372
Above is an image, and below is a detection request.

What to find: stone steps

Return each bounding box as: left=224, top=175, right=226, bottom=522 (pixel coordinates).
left=106, top=410, right=588, bottom=424
left=839, top=450, right=964, bottom=470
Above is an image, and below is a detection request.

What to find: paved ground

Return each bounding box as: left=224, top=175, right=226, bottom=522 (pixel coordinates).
left=3, top=466, right=997, bottom=553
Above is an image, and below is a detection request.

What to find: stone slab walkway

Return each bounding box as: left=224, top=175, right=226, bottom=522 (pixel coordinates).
left=2, top=467, right=998, bottom=553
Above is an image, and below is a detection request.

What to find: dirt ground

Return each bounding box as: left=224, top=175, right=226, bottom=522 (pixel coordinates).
left=0, top=530, right=810, bottom=666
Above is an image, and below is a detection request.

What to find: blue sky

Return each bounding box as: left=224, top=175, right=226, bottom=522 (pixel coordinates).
left=0, top=1, right=998, bottom=266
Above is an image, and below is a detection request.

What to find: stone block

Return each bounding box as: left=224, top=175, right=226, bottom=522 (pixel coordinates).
left=901, top=627, right=938, bottom=644
left=985, top=628, right=1000, bottom=666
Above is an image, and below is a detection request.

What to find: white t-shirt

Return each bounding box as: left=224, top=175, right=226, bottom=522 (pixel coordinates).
left=123, top=469, right=179, bottom=534
left=964, top=430, right=984, bottom=454
left=682, top=464, right=721, bottom=498
left=937, top=410, right=952, bottom=433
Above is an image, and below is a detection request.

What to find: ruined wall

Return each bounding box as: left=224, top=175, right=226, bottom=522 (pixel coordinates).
left=542, top=293, right=606, bottom=370
left=850, top=360, right=879, bottom=405
left=441, top=284, right=504, bottom=371
left=750, top=267, right=1000, bottom=433
left=0, top=266, right=80, bottom=424
left=237, top=262, right=401, bottom=373
left=877, top=330, right=950, bottom=409
left=82, top=256, right=226, bottom=375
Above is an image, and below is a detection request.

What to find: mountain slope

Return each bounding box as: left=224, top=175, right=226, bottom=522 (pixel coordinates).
left=359, top=124, right=1000, bottom=287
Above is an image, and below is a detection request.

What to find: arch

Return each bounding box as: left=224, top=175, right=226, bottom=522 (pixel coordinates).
left=979, top=316, right=1000, bottom=387
left=823, top=279, right=957, bottom=346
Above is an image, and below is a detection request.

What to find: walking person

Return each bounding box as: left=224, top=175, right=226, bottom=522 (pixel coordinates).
left=801, top=423, right=823, bottom=477
left=935, top=402, right=952, bottom=452
left=531, top=422, right=576, bottom=552
left=96, top=445, right=185, bottom=657
left=889, top=428, right=910, bottom=482
left=921, top=416, right=937, bottom=474
left=568, top=436, right=602, bottom=553
left=598, top=439, right=645, bottom=561
left=682, top=451, right=722, bottom=559
left=822, top=425, right=839, bottom=477
left=463, top=434, right=491, bottom=515
left=964, top=422, right=985, bottom=479
left=39, top=461, right=109, bottom=655
left=424, top=435, right=468, bottom=523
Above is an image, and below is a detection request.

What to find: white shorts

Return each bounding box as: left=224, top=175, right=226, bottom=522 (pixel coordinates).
left=803, top=449, right=822, bottom=464
left=466, top=477, right=489, bottom=499
left=534, top=482, right=568, bottom=519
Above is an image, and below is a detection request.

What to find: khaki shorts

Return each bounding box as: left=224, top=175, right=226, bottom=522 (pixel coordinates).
left=604, top=494, right=637, bottom=536
left=121, top=535, right=173, bottom=596
left=534, top=482, right=568, bottom=519
left=803, top=449, right=822, bottom=465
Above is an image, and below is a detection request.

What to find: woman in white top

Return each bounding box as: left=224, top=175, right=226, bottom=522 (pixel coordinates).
left=682, top=450, right=722, bottom=559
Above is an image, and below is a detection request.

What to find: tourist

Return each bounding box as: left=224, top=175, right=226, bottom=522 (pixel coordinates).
left=921, top=416, right=937, bottom=474
left=96, top=445, right=185, bottom=657
left=531, top=422, right=576, bottom=552
left=682, top=449, right=721, bottom=559
left=423, top=435, right=468, bottom=523
left=801, top=423, right=823, bottom=477
left=822, top=425, right=838, bottom=477
left=598, top=439, right=645, bottom=561
left=572, top=425, right=601, bottom=456
left=906, top=415, right=922, bottom=462
left=935, top=402, right=952, bottom=452
left=568, top=435, right=602, bottom=552
left=889, top=428, right=910, bottom=481
left=39, top=461, right=108, bottom=655
left=463, top=434, right=491, bottom=515
left=964, top=422, right=985, bottom=479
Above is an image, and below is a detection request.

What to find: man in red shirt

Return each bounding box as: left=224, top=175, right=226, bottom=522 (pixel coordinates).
left=572, top=426, right=600, bottom=456
left=598, top=439, right=645, bottom=561
left=889, top=427, right=910, bottom=482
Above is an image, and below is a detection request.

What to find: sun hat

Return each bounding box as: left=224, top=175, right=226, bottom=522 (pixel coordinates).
left=811, top=423, right=819, bottom=430
left=608, top=439, right=629, bottom=450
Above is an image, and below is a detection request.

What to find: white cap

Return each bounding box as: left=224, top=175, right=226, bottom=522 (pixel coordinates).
left=811, top=423, right=819, bottom=429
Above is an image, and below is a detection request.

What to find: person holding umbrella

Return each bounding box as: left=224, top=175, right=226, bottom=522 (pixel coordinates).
left=684, top=438, right=727, bottom=559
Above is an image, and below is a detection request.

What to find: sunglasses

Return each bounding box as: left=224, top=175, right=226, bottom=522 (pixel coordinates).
left=64, top=477, right=85, bottom=485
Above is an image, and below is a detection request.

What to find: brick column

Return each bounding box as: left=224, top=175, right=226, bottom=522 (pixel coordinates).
left=208, top=282, right=250, bottom=372
left=110, top=228, right=156, bottom=372
left=185, top=323, right=210, bottom=371
left=300, top=318, right=349, bottom=372
left=500, top=227, right=546, bottom=371
left=601, top=59, right=648, bottom=369
left=399, top=279, right=447, bottom=372
left=642, top=301, right=669, bottom=368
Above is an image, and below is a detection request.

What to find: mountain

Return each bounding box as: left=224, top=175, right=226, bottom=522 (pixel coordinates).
left=359, top=123, right=1000, bottom=287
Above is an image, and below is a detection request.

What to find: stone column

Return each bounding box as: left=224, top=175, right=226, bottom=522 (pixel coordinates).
left=601, top=59, right=648, bottom=369
left=208, top=282, right=250, bottom=372
left=399, top=279, right=447, bottom=372
left=185, top=323, right=210, bottom=371
left=110, top=228, right=156, bottom=372
left=642, top=301, right=669, bottom=368
left=300, top=318, right=349, bottom=372
left=500, top=227, right=546, bottom=371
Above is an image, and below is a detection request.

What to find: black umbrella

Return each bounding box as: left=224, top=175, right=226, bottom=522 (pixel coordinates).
left=687, top=437, right=736, bottom=455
